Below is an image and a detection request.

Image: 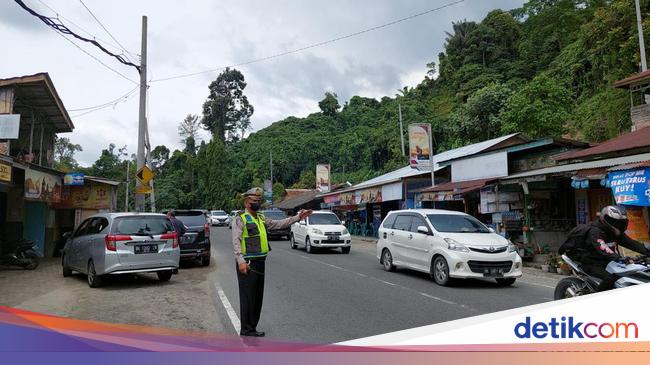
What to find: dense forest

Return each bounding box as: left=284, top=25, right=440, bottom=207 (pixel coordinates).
left=55, top=0, right=650, bottom=211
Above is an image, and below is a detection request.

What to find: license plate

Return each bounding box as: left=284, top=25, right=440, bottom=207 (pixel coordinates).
left=134, top=244, right=159, bottom=254
left=327, top=235, right=340, bottom=241
left=483, top=268, right=504, bottom=277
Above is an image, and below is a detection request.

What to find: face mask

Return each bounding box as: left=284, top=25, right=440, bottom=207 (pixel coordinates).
left=250, top=202, right=261, bottom=212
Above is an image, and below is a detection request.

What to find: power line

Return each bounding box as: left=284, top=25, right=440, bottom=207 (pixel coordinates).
left=68, top=86, right=139, bottom=111
left=35, top=0, right=137, bottom=59
left=71, top=87, right=139, bottom=118
left=78, top=0, right=135, bottom=63
left=51, top=29, right=139, bottom=84
left=14, top=0, right=141, bottom=72
left=151, top=0, right=464, bottom=83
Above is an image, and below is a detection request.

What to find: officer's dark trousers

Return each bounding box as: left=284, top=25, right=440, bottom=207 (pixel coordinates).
left=236, top=259, right=265, bottom=335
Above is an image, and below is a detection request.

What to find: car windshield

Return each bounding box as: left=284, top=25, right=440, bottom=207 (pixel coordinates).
left=262, top=210, right=287, bottom=220
left=175, top=213, right=206, bottom=226
left=309, top=214, right=341, bottom=225
left=426, top=214, right=490, bottom=233
left=211, top=210, right=226, bottom=216
left=112, top=216, right=173, bottom=236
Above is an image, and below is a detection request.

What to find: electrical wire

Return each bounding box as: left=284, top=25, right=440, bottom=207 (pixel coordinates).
left=14, top=0, right=141, bottom=72
left=71, top=87, right=139, bottom=118
left=151, top=0, right=464, bottom=83
left=35, top=0, right=137, bottom=59
left=68, top=85, right=139, bottom=111
left=78, top=0, right=135, bottom=63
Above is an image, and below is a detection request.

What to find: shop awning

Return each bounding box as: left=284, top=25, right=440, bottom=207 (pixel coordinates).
left=274, top=190, right=321, bottom=210
left=501, top=152, right=650, bottom=183
left=608, top=161, right=650, bottom=171
left=415, top=178, right=492, bottom=194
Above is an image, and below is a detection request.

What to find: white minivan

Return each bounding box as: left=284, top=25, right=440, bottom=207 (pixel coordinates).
left=377, top=209, right=522, bottom=286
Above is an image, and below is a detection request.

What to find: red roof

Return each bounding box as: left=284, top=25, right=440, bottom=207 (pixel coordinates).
left=614, top=70, right=650, bottom=88
left=555, top=126, right=650, bottom=161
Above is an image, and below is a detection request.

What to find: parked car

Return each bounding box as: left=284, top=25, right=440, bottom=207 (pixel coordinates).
left=168, top=209, right=211, bottom=266
left=209, top=210, right=230, bottom=227
left=290, top=211, right=352, bottom=254
left=261, top=209, right=290, bottom=240
left=377, top=209, right=522, bottom=286
left=61, top=213, right=180, bottom=288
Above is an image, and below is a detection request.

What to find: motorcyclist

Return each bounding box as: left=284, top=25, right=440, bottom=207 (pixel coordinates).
left=578, top=205, right=650, bottom=291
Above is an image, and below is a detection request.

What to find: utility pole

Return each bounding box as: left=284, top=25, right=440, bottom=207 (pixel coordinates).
left=398, top=103, right=405, bottom=156
left=270, top=151, right=273, bottom=184
left=636, top=0, right=647, bottom=71
left=125, top=159, right=130, bottom=211
left=135, top=15, right=147, bottom=212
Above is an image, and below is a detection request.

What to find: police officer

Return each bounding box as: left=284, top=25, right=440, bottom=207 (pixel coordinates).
left=232, top=187, right=312, bottom=337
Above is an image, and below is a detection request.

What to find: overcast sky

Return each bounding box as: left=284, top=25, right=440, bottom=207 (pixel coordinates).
left=0, top=0, right=524, bottom=166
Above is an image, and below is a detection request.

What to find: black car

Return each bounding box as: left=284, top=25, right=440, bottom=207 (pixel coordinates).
left=262, top=209, right=290, bottom=240
left=167, top=209, right=211, bottom=266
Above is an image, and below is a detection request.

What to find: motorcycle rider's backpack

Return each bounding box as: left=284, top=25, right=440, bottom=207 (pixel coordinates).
left=558, top=224, right=591, bottom=255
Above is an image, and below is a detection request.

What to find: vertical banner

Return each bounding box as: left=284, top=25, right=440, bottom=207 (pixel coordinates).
left=408, top=123, right=432, bottom=170
left=263, top=179, right=273, bottom=204
left=316, top=164, right=331, bottom=193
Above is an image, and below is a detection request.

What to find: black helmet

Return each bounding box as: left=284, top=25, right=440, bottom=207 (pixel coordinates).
left=599, top=205, right=628, bottom=236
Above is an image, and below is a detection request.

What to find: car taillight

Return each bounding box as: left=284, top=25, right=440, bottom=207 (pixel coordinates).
left=204, top=223, right=210, bottom=236
left=104, top=234, right=132, bottom=251
left=161, top=232, right=178, bottom=248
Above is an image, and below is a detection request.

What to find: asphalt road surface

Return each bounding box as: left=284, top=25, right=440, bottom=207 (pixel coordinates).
left=209, top=227, right=558, bottom=344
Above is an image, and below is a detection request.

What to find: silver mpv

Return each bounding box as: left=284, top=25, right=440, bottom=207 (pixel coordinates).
left=62, top=213, right=180, bottom=288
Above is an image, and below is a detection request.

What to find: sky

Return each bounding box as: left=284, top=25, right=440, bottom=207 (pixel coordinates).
left=0, top=0, right=524, bottom=166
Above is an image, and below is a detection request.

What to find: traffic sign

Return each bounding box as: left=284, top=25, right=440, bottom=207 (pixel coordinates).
left=135, top=166, right=155, bottom=185
left=135, top=185, right=152, bottom=194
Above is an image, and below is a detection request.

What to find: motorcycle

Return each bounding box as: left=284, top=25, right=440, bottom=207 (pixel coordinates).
left=0, top=239, right=40, bottom=270
left=554, top=254, right=650, bottom=299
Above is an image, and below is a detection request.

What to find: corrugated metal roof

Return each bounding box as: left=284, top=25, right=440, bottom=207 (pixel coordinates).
left=433, top=133, right=521, bottom=165
left=555, top=127, right=650, bottom=161
left=608, top=161, right=650, bottom=171
left=274, top=190, right=321, bottom=210
left=503, top=152, right=650, bottom=181
left=85, top=175, right=121, bottom=186
left=415, top=178, right=492, bottom=193
left=614, top=70, right=650, bottom=88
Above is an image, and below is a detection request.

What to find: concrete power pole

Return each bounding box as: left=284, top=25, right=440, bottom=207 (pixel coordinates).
left=135, top=16, right=148, bottom=212
left=636, top=0, right=647, bottom=71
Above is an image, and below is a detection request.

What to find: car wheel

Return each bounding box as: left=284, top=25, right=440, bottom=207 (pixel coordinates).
left=290, top=234, right=297, bottom=249
left=87, top=260, right=103, bottom=288
left=381, top=249, right=396, bottom=272
left=432, top=256, right=452, bottom=286
left=62, top=255, right=72, bottom=277
left=305, top=237, right=313, bottom=254
left=341, top=247, right=351, bottom=254
left=201, top=255, right=211, bottom=267
left=157, top=270, right=173, bottom=282
left=496, top=278, right=516, bottom=286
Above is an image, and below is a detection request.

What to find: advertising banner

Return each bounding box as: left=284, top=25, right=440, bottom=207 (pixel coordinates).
left=64, top=172, right=85, bottom=186
left=340, top=192, right=355, bottom=206
left=24, top=168, right=62, bottom=202
left=57, top=182, right=112, bottom=210
left=359, top=187, right=382, bottom=203
left=608, top=167, right=650, bottom=206
left=0, top=161, right=11, bottom=183
left=316, top=164, right=331, bottom=192
left=408, top=123, right=432, bottom=170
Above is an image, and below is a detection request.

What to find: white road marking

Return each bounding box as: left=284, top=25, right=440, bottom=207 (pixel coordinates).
left=214, top=283, right=240, bottom=334
left=420, top=292, right=457, bottom=305
left=378, top=279, right=396, bottom=286
left=518, top=280, right=555, bottom=289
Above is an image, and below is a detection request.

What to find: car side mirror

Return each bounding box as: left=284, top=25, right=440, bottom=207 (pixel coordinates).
left=62, top=232, right=72, bottom=240
left=417, top=226, right=430, bottom=235
left=488, top=227, right=496, bottom=233
left=299, top=220, right=306, bottom=225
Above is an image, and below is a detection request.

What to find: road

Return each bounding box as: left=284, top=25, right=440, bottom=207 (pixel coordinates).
left=209, top=227, right=558, bottom=344
left=0, top=226, right=559, bottom=344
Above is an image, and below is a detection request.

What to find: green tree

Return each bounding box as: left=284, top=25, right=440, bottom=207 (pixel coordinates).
left=318, top=92, right=340, bottom=116
left=178, top=114, right=201, bottom=153
left=53, top=136, right=82, bottom=172
left=201, top=68, right=254, bottom=143
left=501, top=74, right=573, bottom=137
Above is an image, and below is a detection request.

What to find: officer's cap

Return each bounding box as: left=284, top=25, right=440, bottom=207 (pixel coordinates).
left=243, top=187, right=263, bottom=198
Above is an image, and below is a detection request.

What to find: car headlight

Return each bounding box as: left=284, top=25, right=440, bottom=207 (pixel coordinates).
left=342, top=228, right=349, bottom=235
left=311, top=228, right=323, bottom=235
left=444, top=238, right=470, bottom=253
left=508, top=241, right=518, bottom=253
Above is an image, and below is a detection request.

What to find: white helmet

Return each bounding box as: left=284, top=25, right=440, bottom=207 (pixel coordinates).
left=599, top=205, right=628, bottom=236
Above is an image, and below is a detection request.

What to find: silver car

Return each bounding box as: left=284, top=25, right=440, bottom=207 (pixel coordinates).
left=61, top=213, right=180, bottom=288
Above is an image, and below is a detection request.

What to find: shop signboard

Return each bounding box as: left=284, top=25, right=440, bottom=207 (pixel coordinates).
left=0, top=161, right=11, bottom=183
left=316, top=164, right=331, bottom=192
left=64, top=172, right=85, bottom=186
left=323, top=193, right=340, bottom=204
left=24, top=168, right=62, bottom=202
left=0, top=114, right=20, bottom=139
left=359, top=187, right=382, bottom=203
left=56, top=182, right=112, bottom=210
left=408, top=124, right=432, bottom=170
left=340, top=192, right=355, bottom=206
left=608, top=167, right=650, bottom=206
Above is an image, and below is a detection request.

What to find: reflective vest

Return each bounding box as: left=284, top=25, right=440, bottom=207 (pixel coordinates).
left=240, top=212, right=269, bottom=259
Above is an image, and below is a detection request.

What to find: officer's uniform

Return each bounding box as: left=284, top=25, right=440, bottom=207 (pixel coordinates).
left=232, top=188, right=300, bottom=336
